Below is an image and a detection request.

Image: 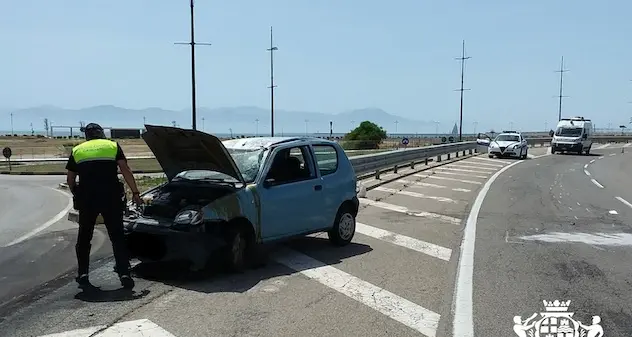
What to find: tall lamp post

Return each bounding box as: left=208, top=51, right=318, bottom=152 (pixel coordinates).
left=267, top=26, right=278, bottom=137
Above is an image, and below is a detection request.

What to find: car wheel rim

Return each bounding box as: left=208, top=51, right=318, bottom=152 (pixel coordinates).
left=338, top=213, right=355, bottom=241
left=232, top=233, right=245, bottom=265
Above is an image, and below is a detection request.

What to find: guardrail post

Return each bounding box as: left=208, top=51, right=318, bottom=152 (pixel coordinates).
left=474, top=147, right=478, bottom=153
left=469, top=149, right=472, bottom=155
left=437, top=155, right=442, bottom=162
left=425, top=157, right=428, bottom=165
left=375, top=169, right=380, bottom=179
left=393, top=164, right=398, bottom=173
left=455, top=151, right=459, bottom=158
left=447, top=153, right=451, bottom=160
left=462, top=150, right=466, bottom=156
left=410, top=161, right=415, bottom=169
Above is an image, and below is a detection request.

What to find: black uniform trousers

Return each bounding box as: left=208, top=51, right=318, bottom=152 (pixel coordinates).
left=76, top=191, right=131, bottom=277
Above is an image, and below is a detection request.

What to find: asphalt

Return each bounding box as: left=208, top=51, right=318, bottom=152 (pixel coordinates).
left=474, top=144, right=632, bottom=336
left=3, top=143, right=631, bottom=337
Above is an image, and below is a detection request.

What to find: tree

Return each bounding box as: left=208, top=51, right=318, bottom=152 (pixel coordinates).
left=43, top=118, right=50, bottom=137
left=341, top=121, right=387, bottom=150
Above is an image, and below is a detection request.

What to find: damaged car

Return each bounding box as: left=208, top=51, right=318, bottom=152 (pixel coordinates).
left=70, top=125, right=360, bottom=272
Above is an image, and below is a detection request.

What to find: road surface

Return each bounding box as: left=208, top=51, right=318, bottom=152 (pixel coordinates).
left=1, top=144, right=630, bottom=336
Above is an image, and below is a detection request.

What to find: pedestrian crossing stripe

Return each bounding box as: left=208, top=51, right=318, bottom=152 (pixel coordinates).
left=38, top=319, right=177, bottom=337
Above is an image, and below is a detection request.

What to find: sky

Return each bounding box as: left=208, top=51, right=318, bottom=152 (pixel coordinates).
left=1, top=0, right=631, bottom=133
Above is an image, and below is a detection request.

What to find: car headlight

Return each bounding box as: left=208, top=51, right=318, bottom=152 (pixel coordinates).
left=174, top=208, right=204, bottom=225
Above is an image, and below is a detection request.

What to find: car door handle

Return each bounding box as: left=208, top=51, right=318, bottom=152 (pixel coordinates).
left=314, top=185, right=322, bottom=191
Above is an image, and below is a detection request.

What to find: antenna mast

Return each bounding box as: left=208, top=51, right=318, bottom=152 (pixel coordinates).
left=267, top=26, right=278, bottom=137
left=455, top=40, right=471, bottom=142
left=175, top=0, right=212, bottom=130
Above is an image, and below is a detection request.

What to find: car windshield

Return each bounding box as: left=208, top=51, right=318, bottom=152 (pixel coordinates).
left=495, top=135, right=520, bottom=142
left=226, top=148, right=266, bottom=183
left=555, top=127, right=583, bottom=137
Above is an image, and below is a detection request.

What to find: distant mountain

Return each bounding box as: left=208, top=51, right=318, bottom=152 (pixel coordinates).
left=1, top=105, right=443, bottom=135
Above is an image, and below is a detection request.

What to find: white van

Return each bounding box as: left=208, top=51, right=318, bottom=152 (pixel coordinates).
left=551, top=117, right=593, bottom=155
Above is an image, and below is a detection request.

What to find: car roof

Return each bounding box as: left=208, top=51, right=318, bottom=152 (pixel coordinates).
left=222, top=136, right=337, bottom=150
left=498, top=132, right=521, bottom=136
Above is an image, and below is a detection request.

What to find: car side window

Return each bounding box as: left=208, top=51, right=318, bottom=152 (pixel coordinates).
left=312, top=144, right=338, bottom=176
left=265, top=146, right=316, bottom=185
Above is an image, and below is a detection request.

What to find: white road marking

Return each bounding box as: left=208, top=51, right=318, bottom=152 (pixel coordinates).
left=432, top=170, right=488, bottom=179
left=615, top=196, right=632, bottom=209
left=468, top=157, right=511, bottom=165
left=273, top=248, right=441, bottom=337
left=596, top=143, right=611, bottom=149
left=584, top=170, right=591, bottom=176
left=38, top=319, right=177, bottom=337
left=356, top=222, right=452, bottom=261
left=373, top=186, right=458, bottom=203
left=461, top=160, right=505, bottom=168
left=452, top=157, right=524, bottom=337
left=590, top=159, right=596, bottom=163
left=396, top=179, right=472, bottom=192
left=584, top=164, right=589, bottom=169
left=4, top=188, right=74, bottom=247
left=517, top=232, right=632, bottom=246
left=598, top=156, right=604, bottom=159
left=609, top=210, right=618, bottom=215
left=590, top=179, right=604, bottom=188
left=445, top=164, right=497, bottom=172
left=360, top=198, right=461, bottom=225
left=414, top=174, right=482, bottom=185
left=624, top=143, right=632, bottom=148
left=437, top=167, right=492, bottom=174
left=363, top=173, right=398, bottom=184
left=609, top=153, right=616, bottom=157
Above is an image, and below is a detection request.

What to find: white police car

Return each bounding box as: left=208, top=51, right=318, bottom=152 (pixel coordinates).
left=488, top=131, right=528, bottom=159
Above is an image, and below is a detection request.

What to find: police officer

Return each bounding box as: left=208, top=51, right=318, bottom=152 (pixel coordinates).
left=65, top=123, right=143, bottom=290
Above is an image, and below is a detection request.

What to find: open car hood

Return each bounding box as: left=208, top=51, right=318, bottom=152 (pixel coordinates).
left=142, top=125, right=245, bottom=183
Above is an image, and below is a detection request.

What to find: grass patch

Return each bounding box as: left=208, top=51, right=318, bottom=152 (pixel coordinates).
left=123, top=176, right=167, bottom=200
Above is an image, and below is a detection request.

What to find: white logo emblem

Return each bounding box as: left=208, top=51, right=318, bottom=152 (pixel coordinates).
left=513, top=300, right=604, bottom=337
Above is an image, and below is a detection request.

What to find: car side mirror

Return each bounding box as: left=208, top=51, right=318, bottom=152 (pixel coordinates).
left=262, top=178, right=276, bottom=188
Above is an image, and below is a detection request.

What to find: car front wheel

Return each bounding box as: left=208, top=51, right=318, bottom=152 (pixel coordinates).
left=328, top=205, right=356, bottom=246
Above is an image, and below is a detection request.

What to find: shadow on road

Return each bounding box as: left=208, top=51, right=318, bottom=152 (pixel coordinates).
left=74, top=288, right=150, bottom=303
left=131, top=236, right=373, bottom=295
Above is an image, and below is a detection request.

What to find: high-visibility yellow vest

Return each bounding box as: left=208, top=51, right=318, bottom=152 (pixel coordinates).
left=72, top=139, right=119, bottom=164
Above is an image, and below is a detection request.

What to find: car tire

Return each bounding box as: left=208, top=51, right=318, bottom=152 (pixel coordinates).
left=225, top=226, right=249, bottom=272
left=488, top=154, right=494, bottom=158
left=585, top=147, right=591, bottom=155
left=328, top=205, right=356, bottom=246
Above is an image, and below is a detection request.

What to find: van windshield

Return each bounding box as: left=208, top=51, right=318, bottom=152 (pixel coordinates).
left=555, top=127, right=583, bottom=137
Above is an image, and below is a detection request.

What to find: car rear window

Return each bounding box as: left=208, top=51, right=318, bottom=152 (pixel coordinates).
left=312, top=145, right=338, bottom=176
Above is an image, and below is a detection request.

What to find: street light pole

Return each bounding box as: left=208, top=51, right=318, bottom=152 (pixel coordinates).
left=267, top=26, right=278, bottom=137
left=10, top=112, right=14, bottom=135
left=175, top=0, right=211, bottom=130
left=455, top=40, right=471, bottom=142
left=255, top=119, right=259, bottom=137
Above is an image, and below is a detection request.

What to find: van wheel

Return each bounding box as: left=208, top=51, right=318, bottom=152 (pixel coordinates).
left=328, top=205, right=356, bottom=246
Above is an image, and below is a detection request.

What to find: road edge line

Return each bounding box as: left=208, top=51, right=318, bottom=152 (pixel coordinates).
left=451, top=157, right=524, bottom=337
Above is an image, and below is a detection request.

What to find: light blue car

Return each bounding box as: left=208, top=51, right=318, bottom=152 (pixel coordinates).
left=123, top=125, right=360, bottom=271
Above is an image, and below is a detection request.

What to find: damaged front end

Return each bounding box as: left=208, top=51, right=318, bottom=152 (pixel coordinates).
left=122, top=174, right=257, bottom=267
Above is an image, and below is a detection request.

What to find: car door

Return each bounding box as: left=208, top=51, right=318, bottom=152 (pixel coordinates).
left=308, top=143, right=343, bottom=231
left=520, top=135, right=528, bottom=156
left=257, top=145, right=323, bottom=241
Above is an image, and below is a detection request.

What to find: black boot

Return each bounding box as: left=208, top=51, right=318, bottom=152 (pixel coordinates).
left=76, top=274, right=96, bottom=290
left=120, top=275, right=135, bottom=289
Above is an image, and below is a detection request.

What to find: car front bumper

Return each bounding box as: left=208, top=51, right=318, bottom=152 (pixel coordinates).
left=489, top=147, right=522, bottom=157
left=552, top=143, right=582, bottom=151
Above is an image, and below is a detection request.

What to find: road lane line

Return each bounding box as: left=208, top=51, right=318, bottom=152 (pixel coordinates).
left=452, top=157, right=524, bottom=337
left=374, top=186, right=458, bottom=203
left=590, top=159, right=596, bottom=163
left=609, top=153, right=616, bottom=157
left=414, top=174, right=482, bottom=185
left=359, top=198, right=461, bottom=225
left=437, top=167, right=493, bottom=174
left=625, top=143, right=632, bottom=148
left=431, top=170, right=488, bottom=179
left=468, top=158, right=511, bottom=165
left=584, top=164, right=589, bottom=169
left=356, top=222, right=452, bottom=261
left=596, top=143, right=611, bottom=149
left=272, top=248, right=441, bottom=337
left=396, top=179, right=472, bottom=192
left=584, top=170, right=591, bottom=176
left=38, top=319, right=177, bottom=337
left=609, top=210, right=618, bottom=215
left=4, top=188, right=73, bottom=247
left=461, top=160, right=505, bottom=168
left=590, top=179, right=604, bottom=188
left=444, top=164, right=497, bottom=172
left=615, top=196, right=632, bottom=209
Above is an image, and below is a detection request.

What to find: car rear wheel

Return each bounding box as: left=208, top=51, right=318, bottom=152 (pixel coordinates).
left=328, top=205, right=356, bottom=246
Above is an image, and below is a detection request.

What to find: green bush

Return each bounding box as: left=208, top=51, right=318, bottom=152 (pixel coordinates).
left=341, top=121, right=387, bottom=150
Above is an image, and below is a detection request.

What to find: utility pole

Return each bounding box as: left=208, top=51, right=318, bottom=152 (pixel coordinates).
left=394, top=120, right=399, bottom=133
left=267, top=26, right=278, bottom=137
left=255, top=118, right=259, bottom=136
left=175, top=0, right=211, bottom=130
left=455, top=40, right=471, bottom=142
left=202, top=117, right=205, bottom=131
left=10, top=112, right=14, bottom=135
left=555, top=56, right=569, bottom=121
